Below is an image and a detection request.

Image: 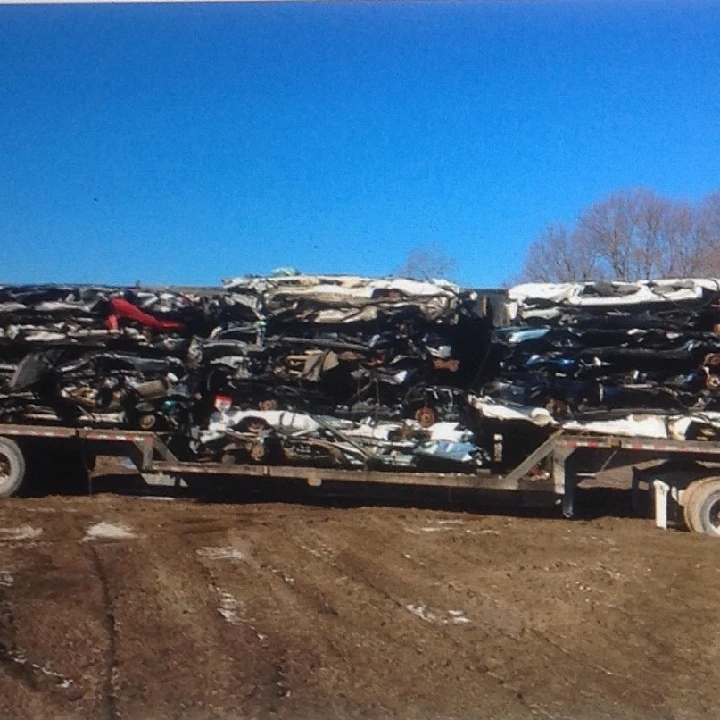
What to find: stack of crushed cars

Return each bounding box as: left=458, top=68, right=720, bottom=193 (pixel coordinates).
left=475, top=278, right=720, bottom=443
left=0, top=285, right=207, bottom=433
left=0, top=275, right=493, bottom=472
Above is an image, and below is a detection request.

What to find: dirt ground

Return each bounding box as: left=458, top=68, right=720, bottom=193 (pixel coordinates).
left=0, top=479, right=718, bottom=720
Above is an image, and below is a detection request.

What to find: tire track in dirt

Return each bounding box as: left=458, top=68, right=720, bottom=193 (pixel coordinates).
left=193, top=545, right=295, bottom=715
left=344, top=509, right=718, bottom=720
left=191, top=523, right=348, bottom=718
left=85, top=544, right=119, bottom=720
left=94, top=500, right=350, bottom=718
left=0, top=496, right=719, bottom=719
left=279, top=510, right=664, bottom=720
left=89, top=522, right=267, bottom=719
left=0, top=502, right=109, bottom=719
left=287, top=513, right=552, bottom=719
left=211, top=511, right=536, bottom=720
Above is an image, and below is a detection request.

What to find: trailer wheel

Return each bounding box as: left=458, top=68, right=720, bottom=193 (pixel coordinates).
left=683, top=479, right=720, bottom=536
left=0, top=437, right=26, bottom=497
left=682, top=480, right=706, bottom=530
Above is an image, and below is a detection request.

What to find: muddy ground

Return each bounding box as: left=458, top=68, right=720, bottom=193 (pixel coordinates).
left=0, top=477, right=718, bottom=720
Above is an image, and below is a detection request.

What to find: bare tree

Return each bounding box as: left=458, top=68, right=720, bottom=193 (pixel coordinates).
left=630, top=189, right=669, bottom=278
left=695, top=191, right=720, bottom=275
left=522, top=223, right=599, bottom=283
left=658, top=199, right=703, bottom=277
left=396, top=244, right=458, bottom=281
left=518, top=187, right=720, bottom=283
left=577, top=190, right=636, bottom=279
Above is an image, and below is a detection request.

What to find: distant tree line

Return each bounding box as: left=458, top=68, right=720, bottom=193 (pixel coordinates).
left=396, top=243, right=458, bottom=281
left=520, top=188, right=720, bottom=283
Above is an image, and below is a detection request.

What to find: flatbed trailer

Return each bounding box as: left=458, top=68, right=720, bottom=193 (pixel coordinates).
left=0, top=423, right=719, bottom=536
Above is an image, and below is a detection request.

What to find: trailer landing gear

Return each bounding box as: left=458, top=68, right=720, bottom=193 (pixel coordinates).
left=632, top=466, right=720, bottom=536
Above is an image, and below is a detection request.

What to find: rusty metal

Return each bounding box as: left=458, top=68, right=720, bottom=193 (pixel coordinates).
left=414, top=407, right=435, bottom=427
left=432, top=358, right=460, bottom=372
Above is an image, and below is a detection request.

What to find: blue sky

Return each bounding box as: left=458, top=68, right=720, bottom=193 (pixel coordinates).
left=1, top=0, right=719, bottom=288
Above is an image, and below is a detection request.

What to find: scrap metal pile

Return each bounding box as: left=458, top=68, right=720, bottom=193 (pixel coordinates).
left=7, top=275, right=720, bottom=473
left=0, top=276, right=493, bottom=471
left=476, top=279, right=720, bottom=442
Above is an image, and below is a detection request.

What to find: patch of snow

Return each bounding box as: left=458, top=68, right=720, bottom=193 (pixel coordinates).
left=461, top=528, right=501, bottom=536
left=0, top=525, right=42, bottom=542
left=406, top=603, right=436, bottom=623
left=405, top=525, right=455, bottom=534
left=2, top=648, right=73, bottom=687
left=296, top=539, right=335, bottom=559
left=0, top=570, right=13, bottom=588
left=269, top=567, right=295, bottom=585
left=406, top=604, right=471, bottom=626
left=196, top=546, right=245, bottom=561
left=83, top=522, right=135, bottom=541
left=405, top=521, right=470, bottom=534
left=302, top=545, right=324, bottom=557
left=216, top=589, right=243, bottom=624
left=24, top=507, right=75, bottom=514
left=37, top=664, right=73, bottom=687
left=6, top=649, right=27, bottom=664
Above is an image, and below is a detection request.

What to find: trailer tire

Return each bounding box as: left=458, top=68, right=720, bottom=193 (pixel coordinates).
left=0, top=437, right=26, bottom=497
left=683, top=479, right=720, bottom=536
left=682, top=480, right=707, bottom=530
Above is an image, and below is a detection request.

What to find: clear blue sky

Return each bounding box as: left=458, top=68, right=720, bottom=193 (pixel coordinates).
left=1, top=0, right=719, bottom=288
